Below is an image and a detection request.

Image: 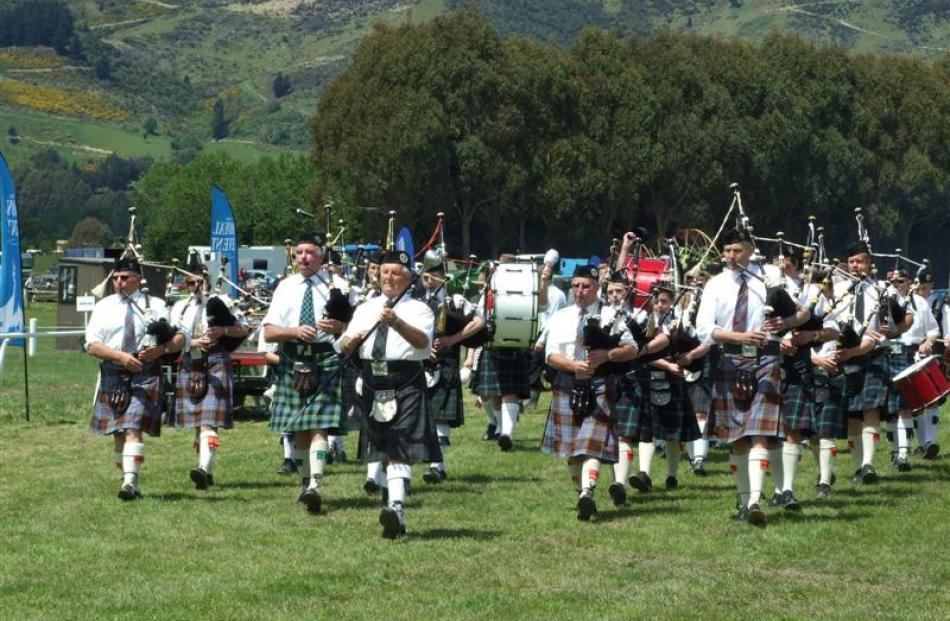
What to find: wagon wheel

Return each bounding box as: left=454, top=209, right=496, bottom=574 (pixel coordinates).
left=670, top=228, right=718, bottom=278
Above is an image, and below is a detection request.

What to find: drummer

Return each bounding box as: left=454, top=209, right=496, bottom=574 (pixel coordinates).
left=921, top=269, right=946, bottom=459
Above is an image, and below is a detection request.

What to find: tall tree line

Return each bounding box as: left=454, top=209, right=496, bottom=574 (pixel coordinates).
left=309, top=7, right=950, bottom=277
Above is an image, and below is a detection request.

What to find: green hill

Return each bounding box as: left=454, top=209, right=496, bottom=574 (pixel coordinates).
left=0, top=0, right=947, bottom=167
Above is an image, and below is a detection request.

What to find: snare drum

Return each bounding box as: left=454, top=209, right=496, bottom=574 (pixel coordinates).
left=487, top=263, right=539, bottom=349
left=620, top=257, right=672, bottom=308
left=892, top=355, right=950, bottom=412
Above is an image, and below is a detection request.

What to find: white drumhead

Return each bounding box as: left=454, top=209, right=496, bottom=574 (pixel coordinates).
left=893, top=355, right=937, bottom=382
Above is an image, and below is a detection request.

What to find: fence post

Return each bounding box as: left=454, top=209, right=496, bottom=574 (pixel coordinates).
left=28, top=317, right=37, bottom=357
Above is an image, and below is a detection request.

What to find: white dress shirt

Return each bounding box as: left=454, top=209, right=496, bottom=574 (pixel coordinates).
left=85, top=290, right=168, bottom=351
left=830, top=279, right=882, bottom=341
left=545, top=301, right=634, bottom=364
left=171, top=293, right=246, bottom=354
left=696, top=268, right=769, bottom=346
left=262, top=271, right=355, bottom=345
left=901, top=293, right=938, bottom=346
left=342, top=294, right=434, bottom=361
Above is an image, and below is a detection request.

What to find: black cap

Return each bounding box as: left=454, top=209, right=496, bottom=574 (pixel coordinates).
left=368, top=250, right=383, bottom=265
left=572, top=264, right=599, bottom=280
left=114, top=256, right=141, bottom=274
left=186, top=249, right=206, bottom=276
left=846, top=240, right=870, bottom=258
left=722, top=227, right=752, bottom=245
left=424, top=262, right=445, bottom=274
left=607, top=270, right=627, bottom=285
left=296, top=232, right=325, bottom=247
left=327, top=249, right=342, bottom=266
left=917, top=268, right=934, bottom=284
left=380, top=250, right=412, bottom=268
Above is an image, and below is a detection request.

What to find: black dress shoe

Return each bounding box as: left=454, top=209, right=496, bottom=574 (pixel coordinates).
left=895, top=455, right=911, bottom=472
left=422, top=467, right=445, bottom=485
left=691, top=459, right=707, bottom=476
left=380, top=502, right=406, bottom=540
left=665, top=476, right=679, bottom=491
left=859, top=464, right=878, bottom=484
left=782, top=490, right=802, bottom=512
left=607, top=482, right=627, bottom=507
left=482, top=424, right=498, bottom=441
left=746, top=503, right=767, bottom=527
left=363, top=478, right=380, bottom=495
left=117, top=483, right=139, bottom=501
left=298, top=486, right=322, bottom=514
left=576, top=489, right=597, bottom=521
left=190, top=468, right=210, bottom=491
left=733, top=506, right=749, bottom=522
left=497, top=434, right=513, bottom=452
left=768, top=492, right=785, bottom=508
left=277, top=458, right=297, bottom=475
left=207, top=474, right=214, bottom=487
left=628, top=471, right=653, bottom=493
left=815, top=483, right=831, bottom=499
left=913, top=446, right=926, bottom=457
left=924, top=443, right=940, bottom=460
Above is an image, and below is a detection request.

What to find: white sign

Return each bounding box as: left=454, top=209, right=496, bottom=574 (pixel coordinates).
left=76, top=295, right=96, bottom=312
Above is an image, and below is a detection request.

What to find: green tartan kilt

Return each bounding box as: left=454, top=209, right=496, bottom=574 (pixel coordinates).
left=845, top=352, right=889, bottom=417
left=428, top=356, right=464, bottom=427
left=613, top=373, right=645, bottom=440
left=268, top=350, right=345, bottom=434
left=886, top=347, right=914, bottom=416
left=814, top=370, right=847, bottom=439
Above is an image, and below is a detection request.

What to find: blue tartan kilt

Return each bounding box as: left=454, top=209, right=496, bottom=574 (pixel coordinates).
left=427, top=355, right=464, bottom=427
left=268, top=350, right=345, bottom=434
left=814, top=370, right=847, bottom=439
left=710, top=353, right=782, bottom=443
left=91, top=362, right=163, bottom=437
left=886, top=347, right=914, bottom=416
left=473, top=348, right=531, bottom=399
left=845, top=352, right=889, bottom=417
left=613, top=373, right=645, bottom=440
left=541, top=372, right=618, bottom=463
left=174, top=348, right=234, bottom=429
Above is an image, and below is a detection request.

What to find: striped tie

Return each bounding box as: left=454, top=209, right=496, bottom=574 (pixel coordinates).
left=300, top=280, right=314, bottom=326
left=122, top=299, right=136, bottom=353
left=733, top=274, right=748, bottom=332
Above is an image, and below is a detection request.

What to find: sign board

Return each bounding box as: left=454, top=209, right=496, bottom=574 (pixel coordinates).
left=75, top=295, right=96, bottom=312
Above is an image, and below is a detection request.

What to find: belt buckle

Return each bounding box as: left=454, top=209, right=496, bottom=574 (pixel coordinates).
left=740, top=344, right=758, bottom=359
left=371, top=361, right=388, bottom=377
left=374, top=389, right=395, bottom=402
left=889, top=342, right=903, bottom=355
left=650, top=370, right=666, bottom=380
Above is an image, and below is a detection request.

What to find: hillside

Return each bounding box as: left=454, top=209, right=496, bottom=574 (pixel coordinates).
left=0, top=0, right=947, bottom=168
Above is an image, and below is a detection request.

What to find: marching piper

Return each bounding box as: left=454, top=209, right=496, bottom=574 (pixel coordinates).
left=86, top=256, right=182, bottom=500
left=339, top=250, right=439, bottom=539
left=920, top=270, right=946, bottom=459
left=170, top=261, right=249, bottom=490
left=542, top=264, right=638, bottom=520
left=262, top=232, right=352, bottom=515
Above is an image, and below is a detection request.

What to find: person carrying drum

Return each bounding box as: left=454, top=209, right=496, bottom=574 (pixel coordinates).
left=921, top=269, right=947, bottom=459
left=86, top=256, right=183, bottom=501
left=339, top=250, right=439, bottom=539
left=542, top=264, right=638, bottom=520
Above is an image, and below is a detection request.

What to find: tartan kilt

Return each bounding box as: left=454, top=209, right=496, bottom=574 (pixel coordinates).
left=341, top=357, right=362, bottom=415
left=91, top=362, right=163, bottom=437
left=473, top=348, right=531, bottom=399
left=647, top=375, right=701, bottom=443
left=687, top=346, right=720, bottom=416
left=845, top=352, right=889, bottom=417
left=174, top=348, right=234, bottom=429
left=813, top=370, right=847, bottom=439
left=541, top=372, right=618, bottom=463
left=360, top=363, right=442, bottom=464
left=886, top=347, right=914, bottom=416
left=710, top=353, right=782, bottom=443
left=427, top=355, right=464, bottom=427
left=268, top=351, right=345, bottom=434
left=613, top=373, right=646, bottom=440
left=780, top=349, right=815, bottom=436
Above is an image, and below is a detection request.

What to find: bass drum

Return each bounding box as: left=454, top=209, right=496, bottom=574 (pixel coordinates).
left=486, top=263, right=539, bottom=349
left=620, top=256, right=672, bottom=308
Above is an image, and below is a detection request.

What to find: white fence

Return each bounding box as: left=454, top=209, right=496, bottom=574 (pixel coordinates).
left=0, top=318, right=84, bottom=377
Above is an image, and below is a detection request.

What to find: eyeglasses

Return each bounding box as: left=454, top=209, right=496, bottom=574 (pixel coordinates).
left=894, top=279, right=907, bottom=284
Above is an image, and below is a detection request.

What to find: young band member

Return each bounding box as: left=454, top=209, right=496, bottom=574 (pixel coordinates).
left=530, top=261, right=568, bottom=409
left=920, top=270, right=945, bottom=458
left=339, top=250, right=439, bottom=539
left=170, top=266, right=249, bottom=490
left=263, top=233, right=351, bottom=515
left=542, top=264, right=638, bottom=520
left=416, top=262, right=486, bottom=483
left=696, top=228, right=808, bottom=526
left=86, top=257, right=182, bottom=500
left=835, top=241, right=911, bottom=485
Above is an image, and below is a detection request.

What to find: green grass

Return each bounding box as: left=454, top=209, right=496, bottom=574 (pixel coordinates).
left=2, top=303, right=950, bottom=618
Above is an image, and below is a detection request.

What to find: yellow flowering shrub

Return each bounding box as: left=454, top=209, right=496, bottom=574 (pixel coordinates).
left=0, top=79, right=129, bottom=121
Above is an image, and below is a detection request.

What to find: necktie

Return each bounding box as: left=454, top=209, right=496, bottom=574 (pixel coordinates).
left=854, top=284, right=865, bottom=324
left=733, top=274, right=748, bottom=332
left=372, top=302, right=391, bottom=360
left=300, top=280, right=314, bottom=326
left=122, top=298, right=136, bottom=353
left=576, top=306, right=587, bottom=359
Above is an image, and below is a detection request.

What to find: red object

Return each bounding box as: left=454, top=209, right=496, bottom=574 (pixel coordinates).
left=620, top=257, right=671, bottom=308
left=893, top=355, right=950, bottom=412
left=230, top=351, right=269, bottom=367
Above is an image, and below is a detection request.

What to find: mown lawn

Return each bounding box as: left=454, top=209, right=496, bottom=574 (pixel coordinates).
left=2, top=303, right=949, bottom=619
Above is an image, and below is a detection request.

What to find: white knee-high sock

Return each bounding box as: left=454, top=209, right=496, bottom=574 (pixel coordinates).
left=915, top=412, right=931, bottom=447
left=769, top=446, right=784, bottom=495
left=386, top=463, right=411, bottom=505
left=199, top=430, right=219, bottom=474
left=500, top=402, right=518, bottom=436
left=781, top=442, right=801, bottom=492
left=819, top=438, right=836, bottom=485
left=638, top=442, right=655, bottom=476
left=367, top=460, right=382, bottom=483
left=282, top=434, right=294, bottom=460
left=581, top=458, right=600, bottom=491
left=309, top=437, right=328, bottom=487
left=896, top=417, right=911, bottom=458
left=568, top=461, right=582, bottom=491
left=693, top=418, right=709, bottom=461
left=861, top=425, right=878, bottom=467
left=483, top=401, right=497, bottom=426
left=666, top=443, right=681, bottom=478
left=747, top=447, right=769, bottom=506
left=613, top=440, right=633, bottom=484
left=122, top=442, right=145, bottom=486
left=431, top=424, right=450, bottom=471
left=732, top=453, right=750, bottom=507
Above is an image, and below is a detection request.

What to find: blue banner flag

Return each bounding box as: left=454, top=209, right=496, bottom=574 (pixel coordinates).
left=210, top=185, right=238, bottom=296
left=0, top=153, right=24, bottom=346
left=395, top=226, right=414, bottom=263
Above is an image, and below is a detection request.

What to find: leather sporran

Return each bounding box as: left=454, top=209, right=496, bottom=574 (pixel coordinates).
left=731, top=369, right=757, bottom=402
left=109, top=373, right=132, bottom=415
left=843, top=363, right=864, bottom=396
left=569, top=379, right=597, bottom=416
left=187, top=358, right=209, bottom=402
left=291, top=360, right=317, bottom=397
left=649, top=370, right=672, bottom=407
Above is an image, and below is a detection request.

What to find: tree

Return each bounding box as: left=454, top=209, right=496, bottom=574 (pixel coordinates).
left=143, top=117, right=158, bottom=138
left=94, top=54, right=111, bottom=80
left=272, top=72, right=293, bottom=98
left=68, top=217, right=113, bottom=248
left=211, top=99, right=229, bottom=140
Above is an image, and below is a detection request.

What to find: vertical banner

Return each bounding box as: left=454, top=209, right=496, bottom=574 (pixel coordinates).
left=395, top=226, right=414, bottom=265
left=0, top=153, right=24, bottom=347
left=210, top=185, right=238, bottom=297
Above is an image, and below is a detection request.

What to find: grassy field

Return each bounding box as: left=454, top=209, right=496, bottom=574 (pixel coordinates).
left=2, top=303, right=950, bottom=619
